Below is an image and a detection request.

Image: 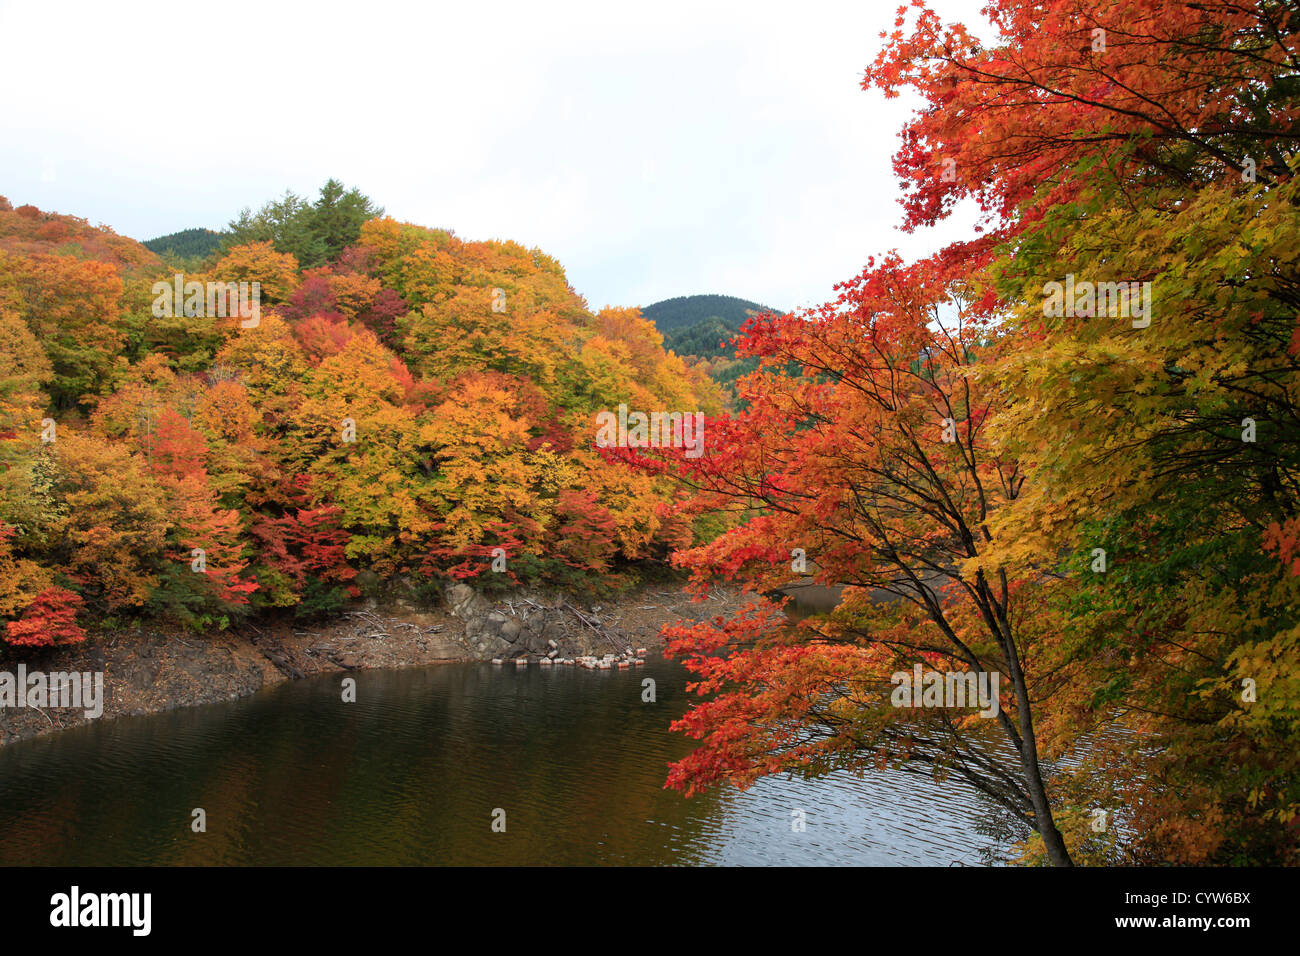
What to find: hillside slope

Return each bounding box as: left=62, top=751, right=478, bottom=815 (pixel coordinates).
left=0, top=196, right=161, bottom=273
left=0, top=188, right=728, bottom=645
left=641, top=294, right=775, bottom=335
left=143, top=227, right=223, bottom=260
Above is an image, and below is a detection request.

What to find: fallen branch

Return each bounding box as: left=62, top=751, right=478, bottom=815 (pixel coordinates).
left=563, top=602, right=622, bottom=651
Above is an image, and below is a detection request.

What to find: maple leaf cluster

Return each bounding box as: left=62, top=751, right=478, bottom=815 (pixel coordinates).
left=615, top=0, right=1300, bottom=866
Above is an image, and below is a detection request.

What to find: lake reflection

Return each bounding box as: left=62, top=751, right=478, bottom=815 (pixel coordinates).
left=0, top=658, right=1008, bottom=865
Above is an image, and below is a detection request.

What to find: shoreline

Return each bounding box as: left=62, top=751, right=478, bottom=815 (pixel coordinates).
left=0, top=582, right=749, bottom=749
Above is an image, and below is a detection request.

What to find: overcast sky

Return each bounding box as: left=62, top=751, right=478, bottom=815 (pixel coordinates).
left=0, top=0, right=988, bottom=313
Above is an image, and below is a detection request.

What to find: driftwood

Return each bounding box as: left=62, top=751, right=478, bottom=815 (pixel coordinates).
left=342, top=610, right=444, bottom=641
left=327, top=652, right=359, bottom=671
left=346, top=610, right=388, bottom=627
left=264, top=649, right=305, bottom=679
left=562, top=602, right=622, bottom=651
left=247, top=630, right=306, bottom=679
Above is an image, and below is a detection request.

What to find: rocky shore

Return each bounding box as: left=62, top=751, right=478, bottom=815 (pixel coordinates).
left=0, top=582, right=748, bottom=748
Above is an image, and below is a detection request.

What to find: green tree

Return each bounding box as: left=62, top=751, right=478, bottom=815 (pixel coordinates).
left=225, top=180, right=382, bottom=269
left=312, top=179, right=383, bottom=263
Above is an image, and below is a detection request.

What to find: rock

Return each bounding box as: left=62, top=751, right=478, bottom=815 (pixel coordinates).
left=501, top=619, right=522, bottom=641
left=445, top=582, right=489, bottom=620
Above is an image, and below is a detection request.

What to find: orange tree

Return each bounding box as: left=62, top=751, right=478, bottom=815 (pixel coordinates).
left=647, top=250, right=1076, bottom=866
left=869, top=0, right=1300, bottom=862
left=651, top=0, right=1300, bottom=866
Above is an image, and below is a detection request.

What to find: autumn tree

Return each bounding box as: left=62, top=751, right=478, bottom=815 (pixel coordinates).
left=42, top=430, right=168, bottom=613
left=866, top=0, right=1300, bottom=862
left=0, top=251, right=126, bottom=407
left=206, top=241, right=300, bottom=305
left=649, top=252, right=1075, bottom=865
left=250, top=474, right=356, bottom=615
left=226, top=180, right=382, bottom=269
left=869, top=0, right=1300, bottom=233
left=4, top=586, right=86, bottom=648
left=0, top=308, right=53, bottom=436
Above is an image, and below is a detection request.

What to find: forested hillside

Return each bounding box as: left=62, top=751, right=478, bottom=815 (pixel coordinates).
left=0, top=184, right=725, bottom=644
left=143, top=228, right=223, bottom=260
left=641, top=294, right=773, bottom=335
left=641, top=294, right=778, bottom=403
left=0, top=198, right=161, bottom=273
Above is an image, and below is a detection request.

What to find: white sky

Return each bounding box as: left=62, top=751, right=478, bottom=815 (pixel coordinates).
left=0, top=0, right=989, bottom=313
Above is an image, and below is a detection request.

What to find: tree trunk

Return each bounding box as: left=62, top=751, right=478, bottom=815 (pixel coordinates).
left=1007, top=646, right=1073, bottom=866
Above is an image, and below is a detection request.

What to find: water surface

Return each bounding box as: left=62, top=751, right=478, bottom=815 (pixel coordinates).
left=0, top=658, right=1008, bottom=865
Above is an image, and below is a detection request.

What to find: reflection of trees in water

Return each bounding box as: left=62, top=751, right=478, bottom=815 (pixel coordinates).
left=966, top=730, right=1125, bottom=866
left=971, top=795, right=1031, bottom=866
left=780, top=589, right=1083, bottom=869
left=0, top=661, right=737, bottom=865
left=0, top=658, right=1001, bottom=865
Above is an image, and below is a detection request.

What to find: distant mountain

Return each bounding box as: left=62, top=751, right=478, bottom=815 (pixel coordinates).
left=143, top=227, right=223, bottom=259
left=641, top=295, right=781, bottom=408
left=641, top=294, right=776, bottom=336
left=643, top=294, right=780, bottom=363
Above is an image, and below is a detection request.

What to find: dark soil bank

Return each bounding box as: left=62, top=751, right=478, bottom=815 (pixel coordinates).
left=0, top=583, right=749, bottom=748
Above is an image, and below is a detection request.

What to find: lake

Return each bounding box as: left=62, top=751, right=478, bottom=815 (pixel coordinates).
left=0, top=657, right=1010, bottom=865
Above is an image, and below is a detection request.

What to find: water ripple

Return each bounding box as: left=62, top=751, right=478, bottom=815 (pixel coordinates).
left=0, top=660, right=1009, bottom=866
